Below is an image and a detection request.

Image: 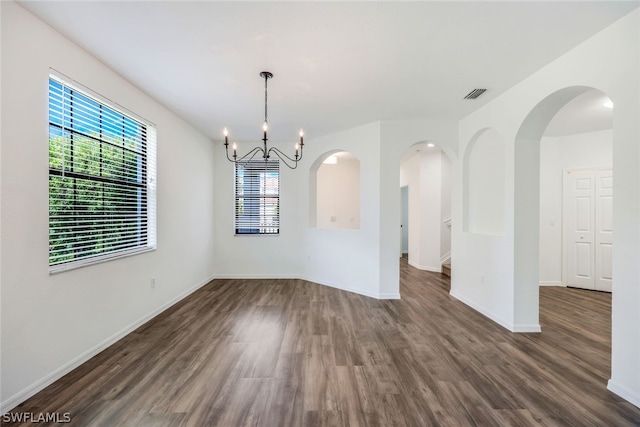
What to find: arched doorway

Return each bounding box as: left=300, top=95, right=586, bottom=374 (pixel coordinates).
left=399, top=142, right=452, bottom=275
left=514, top=85, right=614, bottom=329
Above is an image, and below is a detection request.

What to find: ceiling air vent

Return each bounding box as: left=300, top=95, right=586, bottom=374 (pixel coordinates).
left=463, top=88, right=487, bottom=100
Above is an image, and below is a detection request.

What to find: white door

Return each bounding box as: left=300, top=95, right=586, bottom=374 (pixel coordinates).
left=563, top=169, right=612, bottom=292
left=594, top=171, right=613, bottom=292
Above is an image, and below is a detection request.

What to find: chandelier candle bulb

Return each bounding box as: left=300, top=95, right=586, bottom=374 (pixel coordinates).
left=299, top=130, right=304, bottom=145
left=223, top=128, right=228, bottom=145
left=295, top=143, right=299, bottom=157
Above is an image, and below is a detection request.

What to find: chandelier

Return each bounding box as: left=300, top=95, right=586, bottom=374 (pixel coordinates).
left=223, top=71, right=304, bottom=169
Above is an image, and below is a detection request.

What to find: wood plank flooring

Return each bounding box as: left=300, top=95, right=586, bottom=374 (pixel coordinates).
left=7, top=259, right=640, bottom=426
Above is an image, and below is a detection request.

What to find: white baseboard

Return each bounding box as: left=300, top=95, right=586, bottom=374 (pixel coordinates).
left=449, top=290, right=541, bottom=333
left=513, top=324, right=542, bottom=333
left=608, top=379, right=640, bottom=409
left=0, top=274, right=215, bottom=415
left=407, top=259, right=441, bottom=273
left=440, top=251, right=451, bottom=265
left=212, top=273, right=299, bottom=280
left=539, top=281, right=564, bottom=287
left=449, top=290, right=514, bottom=331
left=214, top=273, right=398, bottom=299
left=378, top=292, right=402, bottom=300
left=299, top=275, right=400, bottom=300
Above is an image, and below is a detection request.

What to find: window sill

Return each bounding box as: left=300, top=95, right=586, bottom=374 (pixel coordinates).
left=49, top=246, right=156, bottom=275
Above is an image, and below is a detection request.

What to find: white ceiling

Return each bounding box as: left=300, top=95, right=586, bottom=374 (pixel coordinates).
left=543, top=89, right=613, bottom=137
left=19, top=1, right=637, bottom=144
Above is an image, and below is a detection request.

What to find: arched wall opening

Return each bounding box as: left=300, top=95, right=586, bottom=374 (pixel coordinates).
left=399, top=141, right=452, bottom=274
left=463, top=128, right=506, bottom=236
left=539, top=89, right=613, bottom=291
left=513, top=85, right=613, bottom=328
left=309, top=150, right=360, bottom=230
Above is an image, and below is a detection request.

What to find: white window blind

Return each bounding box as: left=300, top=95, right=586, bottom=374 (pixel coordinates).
left=48, top=72, right=156, bottom=272
left=235, top=160, right=279, bottom=234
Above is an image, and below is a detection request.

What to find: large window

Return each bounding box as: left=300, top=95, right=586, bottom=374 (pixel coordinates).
left=48, top=72, right=156, bottom=272
left=235, top=160, right=279, bottom=234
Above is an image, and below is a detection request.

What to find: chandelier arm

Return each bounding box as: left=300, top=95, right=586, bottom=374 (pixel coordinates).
left=240, top=147, right=265, bottom=163
left=267, top=146, right=302, bottom=163
left=267, top=147, right=302, bottom=169
left=237, top=146, right=266, bottom=163
left=236, top=148, right=265, bottom=166
left=224, top=144, right=236, bottom=162
left=267, top=148, right=300, bottom=170
left=226, top=145, right=265, bottom=163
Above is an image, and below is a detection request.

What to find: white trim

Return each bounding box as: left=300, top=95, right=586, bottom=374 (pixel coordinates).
left=49, top=247, right=156, bottom=274
left=449, top=290, right=514, bottom=332
left=299, top=275, right=400, bottom=300
left=0, top=274, right=215, bottom=414
left=49, top=68, right=155, bottom=126
left=607, top=379, right=640, bottom=409
left=440, top=251, right=451, bottom=265
left=450, top=290, right=542, bottom=333
left=216, top=274, right=402, bottom=300
left=408, top=259, right=441, bottom=273
left=443, top=217, right=451, bottom=229
left=378, top=292, right=402, bottom=300
left=213, top=273, right=299, bottom=280
left=539, top=281, right=564, bottom=287
left=512, top=324, right=542, bottom=333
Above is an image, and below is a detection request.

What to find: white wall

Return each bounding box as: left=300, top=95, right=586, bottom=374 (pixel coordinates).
left=456, top=9, right=640, bottom=406
left=465, top=128, right=506, bottom=236
left=418, top=151, right=443, bottom=271
left=316, top=156, right=360, bottom=230
left=302, top=119, right=458, bottom=300
left=400, top=149, right=446, bottom=272
left=539, top=129, right=613, bottom=285
left=212, top=141, right=303, bottom=278
left=400, top=154, right=419, bottom=261
left=300, top=123, right=385, bottom=298
left=1, top=2, right=216, bottom=411
left=440, top=152, right=452, bottom=260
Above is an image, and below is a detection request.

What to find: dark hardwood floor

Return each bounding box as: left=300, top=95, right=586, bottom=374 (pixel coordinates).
left=7, top=259, right=640, bottom=426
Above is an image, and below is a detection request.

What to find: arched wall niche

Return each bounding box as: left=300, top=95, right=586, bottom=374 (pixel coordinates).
left=309, top=150, right=361, bottom=229
left=463, top=127, right=507, bottom=236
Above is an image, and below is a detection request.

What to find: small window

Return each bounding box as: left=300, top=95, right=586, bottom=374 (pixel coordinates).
left=48, top=72, right=156, bottom=272
left=235, top=160, right=279, bottom=234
